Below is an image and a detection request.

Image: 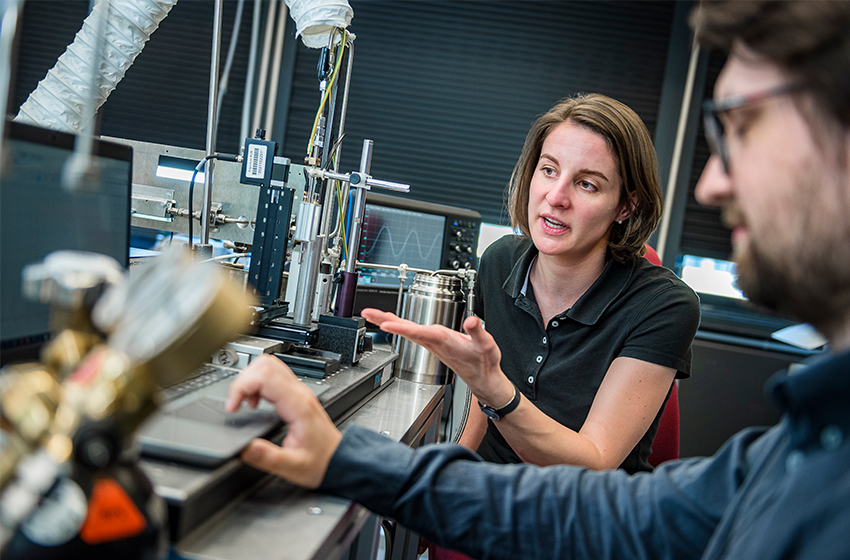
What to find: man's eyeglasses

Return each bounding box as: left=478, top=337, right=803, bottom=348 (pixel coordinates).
left=702, top=83, right=803, bottom=174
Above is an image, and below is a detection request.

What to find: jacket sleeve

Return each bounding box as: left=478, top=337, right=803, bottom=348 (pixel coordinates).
left=319, top=425, right=768, bottom=560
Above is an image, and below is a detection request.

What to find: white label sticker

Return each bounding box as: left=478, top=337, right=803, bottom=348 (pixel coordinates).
left=246, top=144, right=268, bottom=179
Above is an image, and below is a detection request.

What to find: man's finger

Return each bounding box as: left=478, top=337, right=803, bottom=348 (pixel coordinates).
left=241, top=438, right=318, bottom=485
left=226, top=356, right=312, bottom=421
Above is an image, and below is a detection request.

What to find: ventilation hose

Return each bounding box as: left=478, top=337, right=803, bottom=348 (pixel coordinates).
left=15, top=0, right=177, bottom=133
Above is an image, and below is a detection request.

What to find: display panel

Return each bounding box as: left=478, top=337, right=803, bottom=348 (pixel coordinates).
left=0, top=121, right=132, bottom=364
left=675, top=254, right=796, bottom=341
left=357, top=204, right=446, bottom=288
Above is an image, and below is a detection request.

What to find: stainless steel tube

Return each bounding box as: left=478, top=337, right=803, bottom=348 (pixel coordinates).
left=364, top=177, right=410, bottom=193
left=0, top=0, right=21, bottom=158
left=293, top=235, right=324, bottom=325
left=263, top=0, right=288, bottom=138
left=292, top=202, right=322, bottom=325
left=343, top=140, right=373, bottom=273
left=344, top=185, right=366, bottom=274
left=201, top=0, right=223, bottom=245
left=359, top=138, right=374, bottom=174
left=239, top=0, right=261, bottom=142
left=252, top=0, right=278, bottom=136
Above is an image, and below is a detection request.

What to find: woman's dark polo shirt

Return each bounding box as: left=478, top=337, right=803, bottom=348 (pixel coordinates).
left=473, top=235, right=700, bottom=473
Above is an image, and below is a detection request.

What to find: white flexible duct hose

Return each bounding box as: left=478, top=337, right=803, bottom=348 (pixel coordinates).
left=15, top=0, right=177, bottom=134
left=284, top=0, right=352, bottom=48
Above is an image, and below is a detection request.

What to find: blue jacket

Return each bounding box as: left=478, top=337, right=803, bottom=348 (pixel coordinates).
left=320, top=348, right=850, bottom=559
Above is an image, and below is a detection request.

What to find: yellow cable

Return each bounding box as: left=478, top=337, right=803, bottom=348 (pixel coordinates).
left=306, top=30, right=347, bottom=155
left=336, top=164, right=349, bottom=262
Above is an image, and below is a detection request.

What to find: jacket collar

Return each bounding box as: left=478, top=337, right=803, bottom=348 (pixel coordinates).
left=769, top=348, right=850, bottom=439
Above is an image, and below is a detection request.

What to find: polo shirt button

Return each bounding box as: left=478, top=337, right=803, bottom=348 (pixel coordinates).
left=527, top=376, right=534, bottom=384
left=820, top=425, right=844, bottom=451
left=551, top=320, right=559, bottom=327
left=785, top=450, right=804, bottom=473
left=542, top=336, right=547, bottom=344
left=536, top=355, right=543, bottom=363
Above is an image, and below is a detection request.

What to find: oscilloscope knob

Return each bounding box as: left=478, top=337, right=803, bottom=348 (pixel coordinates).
left=453, top=244, right=462, bottom=253
left=455, top=231, right=463, bottom=239
left=451, top=260, right=460, bottom=269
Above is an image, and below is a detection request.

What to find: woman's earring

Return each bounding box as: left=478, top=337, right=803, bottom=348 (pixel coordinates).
left=617, top=220, right=623, bottom=224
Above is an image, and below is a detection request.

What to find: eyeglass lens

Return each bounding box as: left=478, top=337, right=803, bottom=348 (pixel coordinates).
left=703, top=110, right=730, bottom=174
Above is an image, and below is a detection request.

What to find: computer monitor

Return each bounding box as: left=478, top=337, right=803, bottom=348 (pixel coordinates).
left=358, top=203, right=446, bottom=288
left=675, top=254, right=797, bottom=342
left=0, top=121, right=132, bottom=365
left=352, top=193, right=481, bottom=321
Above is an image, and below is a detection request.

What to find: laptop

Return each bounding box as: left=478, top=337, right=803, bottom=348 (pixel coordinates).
left=136, top=362, right=330, bottom=467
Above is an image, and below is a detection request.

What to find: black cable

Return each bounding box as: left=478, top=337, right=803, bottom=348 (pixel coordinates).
left=187, top=153, right=240, bottom=249
left=187, top=164, right=203, bottom=249
left=324, top=133, right=347, bottom=171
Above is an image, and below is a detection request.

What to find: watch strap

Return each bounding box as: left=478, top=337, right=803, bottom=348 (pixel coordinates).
left=479, top=385, right=521, bottom=420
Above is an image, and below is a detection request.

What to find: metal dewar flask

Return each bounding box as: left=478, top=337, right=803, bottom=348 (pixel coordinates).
left=395, top=273, right=465, bottom=384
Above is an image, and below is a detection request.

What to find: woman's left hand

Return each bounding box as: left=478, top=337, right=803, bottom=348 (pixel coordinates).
left=361, top=308, right=516, bottom=408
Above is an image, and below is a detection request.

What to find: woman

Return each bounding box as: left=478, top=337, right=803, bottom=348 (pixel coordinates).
left=363, top=93, right=699, bottom=474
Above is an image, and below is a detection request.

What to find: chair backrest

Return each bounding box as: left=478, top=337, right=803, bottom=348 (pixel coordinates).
left=648, top=382, right=679, bottom=467
left=643, top=245, right=680, bottom=467
left=643, top=244, right=663, bottom=266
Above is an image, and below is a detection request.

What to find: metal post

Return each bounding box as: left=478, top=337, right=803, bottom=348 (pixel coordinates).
left=345, top=140, right=373, bottom=274
left=201, top=0, right=224, bottom=246
left=0, top=0, right=21, bottom=163
left=333, top=140, right=373, bottom=317
left=655, top=38, right=700, bottom=261
left=239, top=0, right=262, bottom=143
left=252, top=0, right=277, bottom=136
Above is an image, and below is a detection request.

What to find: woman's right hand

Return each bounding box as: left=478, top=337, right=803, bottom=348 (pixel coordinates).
left=360, top=309, right=516, bottom=409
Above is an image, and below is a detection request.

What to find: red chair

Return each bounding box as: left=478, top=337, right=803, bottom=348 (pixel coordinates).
left=648, top=383, right=680, bottom=467
left=643, top=244, right=680, bottom=467
left=643, top=244, right=663, bottom=266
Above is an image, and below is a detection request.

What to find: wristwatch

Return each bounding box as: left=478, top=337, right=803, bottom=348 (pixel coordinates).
left=479, top=385, right=521, bottom=421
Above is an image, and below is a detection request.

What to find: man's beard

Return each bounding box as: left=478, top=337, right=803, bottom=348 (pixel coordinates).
left=734, top=214, right=850, bottom=340
left=734, top=241, right=800, bottom=319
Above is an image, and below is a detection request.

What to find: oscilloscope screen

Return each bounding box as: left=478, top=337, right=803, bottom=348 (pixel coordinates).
left=357, top=204, right=446, bottom=288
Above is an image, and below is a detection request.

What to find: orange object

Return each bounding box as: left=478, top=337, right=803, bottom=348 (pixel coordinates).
left=79, top=478, right=147, bottom=544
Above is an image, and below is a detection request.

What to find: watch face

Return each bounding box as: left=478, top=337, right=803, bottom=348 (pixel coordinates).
left=480, top=406, right=500, bottom=421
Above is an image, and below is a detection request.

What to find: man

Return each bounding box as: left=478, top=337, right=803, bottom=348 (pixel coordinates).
left=226, top=2, right=850, bottom=558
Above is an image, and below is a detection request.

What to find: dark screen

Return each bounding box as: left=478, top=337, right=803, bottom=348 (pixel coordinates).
left=0, top=121, right=132, bottom=363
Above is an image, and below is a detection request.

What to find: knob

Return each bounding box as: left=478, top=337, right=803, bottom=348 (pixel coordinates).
left=23, top=251, right=124, bottom=309
left=455, top=231, right=462, bottom=238
left=466, top=246, right=473, bottom=253
left=451, top=260, right=460, bottom=269
left=453, top=244, right=462, bottom=252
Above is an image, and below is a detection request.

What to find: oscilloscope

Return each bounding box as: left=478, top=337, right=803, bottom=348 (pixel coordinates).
left=352, top=192, right=481, bottom=319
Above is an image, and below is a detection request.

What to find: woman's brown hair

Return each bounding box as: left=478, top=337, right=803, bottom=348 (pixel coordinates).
left=507, top=93, right=663, bottom=263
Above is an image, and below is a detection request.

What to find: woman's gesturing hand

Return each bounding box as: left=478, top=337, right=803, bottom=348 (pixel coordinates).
left=361, top=308, right=515, bottom=408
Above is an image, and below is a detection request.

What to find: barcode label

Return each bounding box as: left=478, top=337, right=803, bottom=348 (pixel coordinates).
left=246, top=144, right=267, bottom=179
